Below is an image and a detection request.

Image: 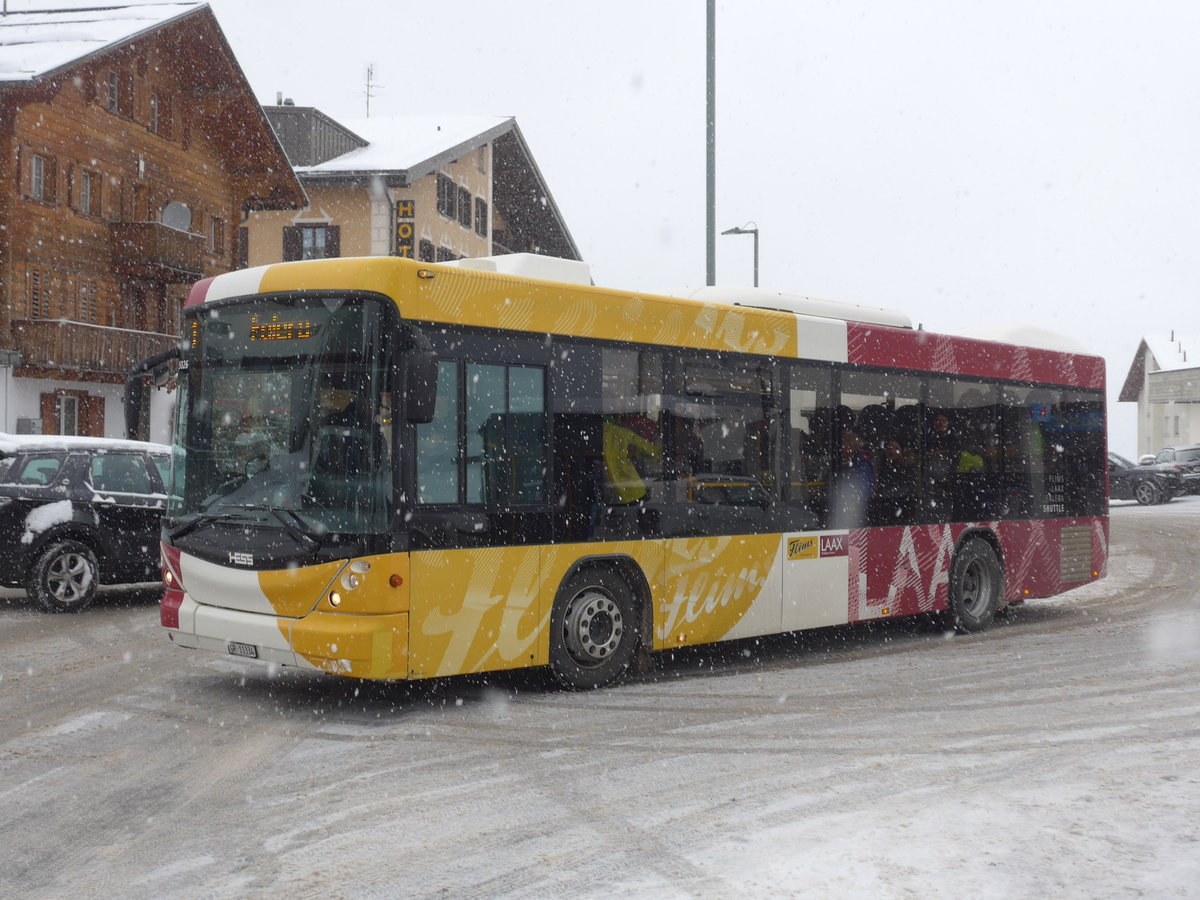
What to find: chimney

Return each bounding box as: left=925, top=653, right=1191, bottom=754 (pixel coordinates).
left=276, top=91, right=283, bottom=105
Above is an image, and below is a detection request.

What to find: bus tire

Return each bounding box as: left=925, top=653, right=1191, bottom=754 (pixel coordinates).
left=947, top=538, right=1002, bottom=634
left=549, top=568, right=640, bottom=690
left=26, top=539, right=100, bottom=613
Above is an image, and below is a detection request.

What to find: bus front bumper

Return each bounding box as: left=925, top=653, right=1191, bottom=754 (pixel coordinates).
left=166, top=595, right=409, bottom=680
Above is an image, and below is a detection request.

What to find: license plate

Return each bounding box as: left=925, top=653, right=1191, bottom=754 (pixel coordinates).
left=227, top=641, right=258, bottom=659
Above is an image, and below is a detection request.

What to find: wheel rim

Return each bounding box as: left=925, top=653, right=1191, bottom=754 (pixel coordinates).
left=1135, top=482, right=1155, bottom=504
left=562, top=586, right=624, bottom=668
left=959, top=557, right=995, bottom=619
left=46, top=551, right=94, bottom=605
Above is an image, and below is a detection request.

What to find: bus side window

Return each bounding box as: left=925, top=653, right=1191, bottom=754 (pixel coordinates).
left=415, top=361, right=460, bottom=504
left=783, top=364, right=832, bottom=530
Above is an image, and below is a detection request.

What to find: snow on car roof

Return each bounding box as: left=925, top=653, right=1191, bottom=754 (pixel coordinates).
left=0, top=433, right=169, bottom=455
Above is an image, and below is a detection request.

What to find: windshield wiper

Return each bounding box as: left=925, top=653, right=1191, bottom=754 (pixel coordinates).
left=221, top=503, right=322, bottom=552
left=167, top=509, right=254, bottom=542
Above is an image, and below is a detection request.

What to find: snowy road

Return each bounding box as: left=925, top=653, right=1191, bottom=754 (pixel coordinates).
left=1, top=502, right=1198, bottom=899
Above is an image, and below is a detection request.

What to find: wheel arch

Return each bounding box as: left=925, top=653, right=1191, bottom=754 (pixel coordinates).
left=555, top=553, right=653, bottom=653
left=954, top=526, right=1005, bottom=575
left=25, top=522, right=110, bottom=581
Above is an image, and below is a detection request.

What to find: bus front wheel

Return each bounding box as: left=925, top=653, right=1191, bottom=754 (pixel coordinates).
left=549, top=568, right=640, bottom=690
left=947, top=538, right=1003, bottom=634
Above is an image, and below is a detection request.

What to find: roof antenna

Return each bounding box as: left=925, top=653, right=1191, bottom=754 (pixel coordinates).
left=364, top=63, right=382, bottom=117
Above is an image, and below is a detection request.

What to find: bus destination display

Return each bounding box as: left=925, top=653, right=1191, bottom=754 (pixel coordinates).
left=248, top=314, right=316, bottom=342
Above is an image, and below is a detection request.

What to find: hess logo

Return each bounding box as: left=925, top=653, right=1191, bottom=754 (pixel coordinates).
left=228, top=551, right=254, bottom=567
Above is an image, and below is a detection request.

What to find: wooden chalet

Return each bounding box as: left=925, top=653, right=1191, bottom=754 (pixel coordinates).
left=0, top=2, right=304, bottom=439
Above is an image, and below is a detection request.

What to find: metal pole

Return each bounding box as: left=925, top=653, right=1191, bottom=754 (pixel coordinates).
left=752, top=229, right=759, bottom=287
left=706, top=0, right=716, bottom=286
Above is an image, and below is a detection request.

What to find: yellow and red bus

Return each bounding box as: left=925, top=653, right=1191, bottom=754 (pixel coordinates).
left=160, top=254, right=1107, bottom=689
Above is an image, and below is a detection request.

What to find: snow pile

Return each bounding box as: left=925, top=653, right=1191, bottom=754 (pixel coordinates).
left=20, top=499, right=72, bottom=544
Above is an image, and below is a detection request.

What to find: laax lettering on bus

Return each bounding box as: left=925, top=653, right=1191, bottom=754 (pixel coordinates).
left=819, top=535, right=848, bottom=557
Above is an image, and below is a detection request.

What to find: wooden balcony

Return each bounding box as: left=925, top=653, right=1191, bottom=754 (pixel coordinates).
left=110, top=221, right=205, bottom=281
left=11, top=319, right=178, bottom=378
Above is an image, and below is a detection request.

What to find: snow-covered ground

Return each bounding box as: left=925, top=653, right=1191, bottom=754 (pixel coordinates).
left=0, top=501, right=1197, bottom=898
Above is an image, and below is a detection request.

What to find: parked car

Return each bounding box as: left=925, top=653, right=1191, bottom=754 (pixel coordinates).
left=1108, top=451, right=1183, bottom=505
left=0, top=435, right=170, bottom=611
left=1140, top=445, right=1200, bottom=495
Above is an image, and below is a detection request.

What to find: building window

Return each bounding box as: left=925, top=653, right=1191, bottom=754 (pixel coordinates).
left=58, top=395, right=79, bottom=436
left=80, top=170, right=99, bottom=216
left=457, top=187, right=472, bottom=228
left=477, top=147, right=487, bottom=173
left=208, top=217, right=225, bottom=255
left=149, top=92, right=159, bottom=133
left=436, top=173, right=457, bottom=219
left=32, top=155, right=45, bottom=201
left=419, top=239, right=435, bottom=262
left=283, top=224, right=341, bottom=261
left=436, top=246, right=457, bottom=262
left=107, top=71, right=120, bottom=112
left=475, top=198, right=488, bottom=237
left=78, top=281, right=93, bottom=323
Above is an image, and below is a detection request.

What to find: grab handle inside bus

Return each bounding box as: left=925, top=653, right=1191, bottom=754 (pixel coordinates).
left=403, top=324, right=437, bottom=423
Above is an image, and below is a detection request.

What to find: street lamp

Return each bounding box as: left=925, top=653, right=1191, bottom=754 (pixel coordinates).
left=721, top=222, right=759, bottom=287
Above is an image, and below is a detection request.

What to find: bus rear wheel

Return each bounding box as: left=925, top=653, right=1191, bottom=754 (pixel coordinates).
left=947, top=538, right=1002, bottom=633
left=549, top=568, right=640, bottom=690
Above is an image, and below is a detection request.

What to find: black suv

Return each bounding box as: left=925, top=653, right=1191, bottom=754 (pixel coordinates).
left=1109, top=452, right=1183, bottom=505
left=1147, top=446, right=1200, bottom=495
left=0, top=436, right=170, bottom=611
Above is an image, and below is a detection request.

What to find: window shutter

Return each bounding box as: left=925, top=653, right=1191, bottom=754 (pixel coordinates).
left=81, top=395, right=105, bottom=438
left=282, top=226, right=302, bottom=261
left=40, top=393, right=57, bottom=436
left=325, top=225, right=341, bottom=258
left=121, top=71, right=134, bottom=117
left=17, top=146, right=30, bottom=197
left=44, top=156, right=58, bottom=204
left=160, top=96, right=173, bottom=139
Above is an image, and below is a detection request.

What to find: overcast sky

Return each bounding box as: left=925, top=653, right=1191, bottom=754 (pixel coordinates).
left=31, top=0, right=1200, bottom=452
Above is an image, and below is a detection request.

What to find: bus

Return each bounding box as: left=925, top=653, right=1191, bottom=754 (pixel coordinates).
left=159, top=254, right=1107, bottom=689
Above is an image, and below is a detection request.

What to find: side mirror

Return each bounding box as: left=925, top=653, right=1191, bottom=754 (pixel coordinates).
left=402, top=324, right=437, bottom=424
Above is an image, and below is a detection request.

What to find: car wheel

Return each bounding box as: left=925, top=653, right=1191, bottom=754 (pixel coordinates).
left=946, top=538, right=1003, bottom=633
left=549, top=568, right=640, bottom=690
left=1134, top=480, right=1161, bottom=505
left=26, top=539, right=100, bottom=613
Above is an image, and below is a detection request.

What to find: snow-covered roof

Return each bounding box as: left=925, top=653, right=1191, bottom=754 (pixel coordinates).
left=1118, top=333, right=1200, bottom=402
left=0, top=433, right=169, bottom=455
left=0, top=2, right=204, bottom=85
left=295, top=114, right=514, bottom=180
left=1143, top=334, right=1200, bottom=373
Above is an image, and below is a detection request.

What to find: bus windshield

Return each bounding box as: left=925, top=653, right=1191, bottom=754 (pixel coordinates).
left=168, top=294, right=391, bottom=541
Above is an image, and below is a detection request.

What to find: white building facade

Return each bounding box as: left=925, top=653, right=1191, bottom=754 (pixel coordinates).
left=1119, top=333, right=1200, bottom=457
